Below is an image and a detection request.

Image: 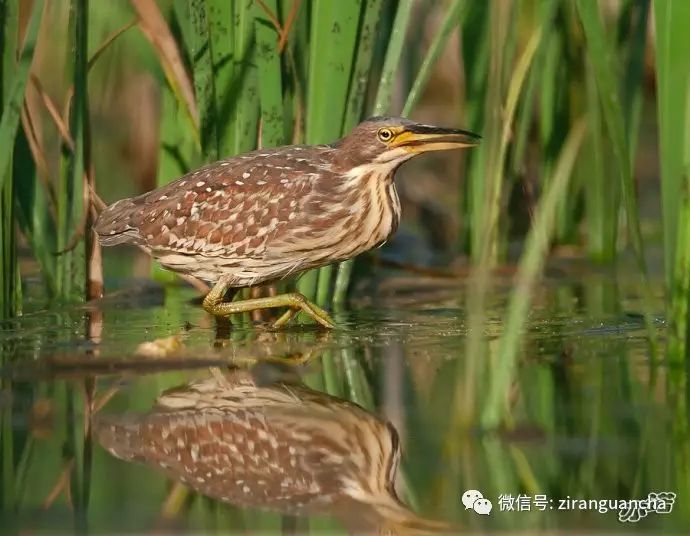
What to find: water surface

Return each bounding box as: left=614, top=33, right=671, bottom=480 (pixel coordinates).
left=1, top=269, right=685, bottom=534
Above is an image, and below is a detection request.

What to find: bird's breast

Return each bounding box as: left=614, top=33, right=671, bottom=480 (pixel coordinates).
left=271, top=169, right=401, bottom=270
left=355, top=172, right=400, bottom=252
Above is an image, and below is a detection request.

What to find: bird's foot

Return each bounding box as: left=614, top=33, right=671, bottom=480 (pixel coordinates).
left=271, top=296, right=335, bottom=329
left=203, top=283, right=335, bottom=329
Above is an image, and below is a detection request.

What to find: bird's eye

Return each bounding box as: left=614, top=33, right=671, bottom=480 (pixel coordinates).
left=377, top=128, right=393, bottom=142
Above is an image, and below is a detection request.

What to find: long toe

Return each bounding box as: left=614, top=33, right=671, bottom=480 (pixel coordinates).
left=303, top=304, right=335, bottom=329
left=271, top=309, right=297, bottom=329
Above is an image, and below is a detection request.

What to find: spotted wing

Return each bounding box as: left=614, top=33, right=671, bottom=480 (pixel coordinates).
left=94, top=146, right=333, bottom=259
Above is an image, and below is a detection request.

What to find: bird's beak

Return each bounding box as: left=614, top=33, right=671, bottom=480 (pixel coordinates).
left=392, top=124, right=481, bottom=153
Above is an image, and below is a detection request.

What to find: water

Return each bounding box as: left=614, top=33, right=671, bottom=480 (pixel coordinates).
left=1, top=269, right=686, bottom=534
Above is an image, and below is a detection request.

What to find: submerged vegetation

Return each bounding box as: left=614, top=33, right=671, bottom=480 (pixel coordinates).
left=1, top=0, right=690, bottom=532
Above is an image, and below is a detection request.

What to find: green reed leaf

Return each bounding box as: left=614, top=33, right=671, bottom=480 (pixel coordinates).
left=482, top=120, right=586, bottom=428
left=0, top=0, right=43, bottom=191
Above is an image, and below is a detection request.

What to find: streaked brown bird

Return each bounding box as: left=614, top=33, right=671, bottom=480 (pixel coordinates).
left=95, top=368, right=454, bottom=534
left=94, top=117, right=480, bottom=328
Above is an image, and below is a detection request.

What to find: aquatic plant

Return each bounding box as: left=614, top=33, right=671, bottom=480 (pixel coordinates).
left=0, top=0, right=689, bottom=415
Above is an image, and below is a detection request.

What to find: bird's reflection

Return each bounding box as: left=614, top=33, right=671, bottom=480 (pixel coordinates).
left=95, top=366, right=451, bottom=534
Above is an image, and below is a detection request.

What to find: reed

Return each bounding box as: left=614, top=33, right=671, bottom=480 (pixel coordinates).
left=482, top=120, right=586, bottom=427
left=0, top=0, right=44, bottom=317
left=0, top=0, right=18, bottom=320
left=255, top=0, right=286, bottom=149
left=401, top=0, right=467, bottom=117
left=55, top=0, right=90, bottom=301
left=655, top=0, right=690, bottom=364
left=449, top=0, right=671, bottom=429
left=576, top=0, right=658, bottom=357
left=655, top=0, right=690, bottom=288
left=460, top=17, right=543, bottom=426
left=186, top=0, right=219, bottom=160
left=2, top=0, right=690, bottom=360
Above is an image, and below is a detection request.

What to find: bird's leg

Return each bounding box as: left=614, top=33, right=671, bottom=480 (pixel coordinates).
left=202, top=278, right=335, bottom=329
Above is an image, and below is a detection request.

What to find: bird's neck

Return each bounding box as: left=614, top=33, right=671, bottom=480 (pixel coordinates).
left=338, top=164, right=401, bottom=252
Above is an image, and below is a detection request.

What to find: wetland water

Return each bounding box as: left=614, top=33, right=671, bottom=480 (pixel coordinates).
left=0, top=267, right=686, bottom=533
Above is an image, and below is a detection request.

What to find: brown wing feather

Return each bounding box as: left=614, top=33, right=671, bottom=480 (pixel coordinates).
left=94, top=146, right=335, bottom=258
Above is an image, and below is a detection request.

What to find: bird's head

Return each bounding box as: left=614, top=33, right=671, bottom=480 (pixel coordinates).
left=332, top=116, right=480, bottom=171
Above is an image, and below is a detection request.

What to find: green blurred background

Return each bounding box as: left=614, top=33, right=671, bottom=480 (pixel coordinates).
left=2, top=0, right=690, bottom=533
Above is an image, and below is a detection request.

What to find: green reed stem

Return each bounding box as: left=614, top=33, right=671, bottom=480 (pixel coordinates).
left=579, top=0, right=647, bottom=261
left=321, top=350, right=344, bottom=397
left=1, top=395, right=14, bottom=510
left=401, top=0, right=467, bottom=117
left=332, top=260, right=354, bottom=308
left=314, top=264, right=334, bottom=306
left=668, top=87, right=690, bottom=364
left=484, top=25, right=540, bottom=263
left=56, top=0, right=88, bottom=300
left=583, top=65, right=618, bottom=262
left=0, top=0, right=43, bottom=191
left=229, top=0, right=259, bottom=156
left=0, top=155, right=17, bottom=318
left=255, top=0, right=285, bottom=148
left=654, top=0, right=690, bottom=289
left=620, top=0, right=649, bottom=161
left=576, top=0, right=658, bottom=358
left=206, top=0, right=233, bottom=155
left=508, top=0, right=559, bottom=237
left=343, top=0, right=385, bottom=130
left=0, top=0, right=43, bottom=314
left=341, top=346, right=374, bottom=409
left=459, top=1, right=489, bottom=255
left=372, top=0, right=413, bottom=116
left=481, top=120, right=586, bottom=428
left=538, top=9, right=577, bottom=243
left=459, top=21, right=542, bottom=427
left=464, top=0, right=507, bottom=261
left=0, top=0, right=18, bottom=318
left=187, top=0, right=217, bottom=160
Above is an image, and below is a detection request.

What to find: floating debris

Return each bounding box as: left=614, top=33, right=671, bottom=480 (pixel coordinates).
left=135, top=335, right=184, bottom=358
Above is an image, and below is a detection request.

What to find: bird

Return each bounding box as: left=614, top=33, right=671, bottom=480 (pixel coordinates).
left=94, top=117, right=480, bottom=328
left=95, top=367, right=455, bottom=534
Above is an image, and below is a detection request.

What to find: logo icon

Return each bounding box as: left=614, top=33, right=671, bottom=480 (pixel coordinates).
left=618, top=491, right=677, bottom=522
left=462, top=489, right=493, bottom=515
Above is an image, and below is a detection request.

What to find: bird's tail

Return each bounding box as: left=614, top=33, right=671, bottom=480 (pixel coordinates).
left=93, top=412, right=147, bottom=461
left=93, top=198, right=142, bottom=246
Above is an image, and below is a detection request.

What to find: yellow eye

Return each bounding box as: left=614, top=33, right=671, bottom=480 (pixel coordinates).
left=377, top=128, right=394, bottom=142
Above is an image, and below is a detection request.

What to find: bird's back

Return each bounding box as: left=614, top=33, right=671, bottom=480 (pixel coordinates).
left=95, top=146, right=331, bottom=244
left=94, top=145, right=344, bottom=284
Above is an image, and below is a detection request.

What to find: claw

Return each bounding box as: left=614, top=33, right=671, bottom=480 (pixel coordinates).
left=203, top=283, right=336, bottom=329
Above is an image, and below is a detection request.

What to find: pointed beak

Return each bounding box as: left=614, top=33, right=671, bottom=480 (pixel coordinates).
left=392, top=124, right=481, bottom=153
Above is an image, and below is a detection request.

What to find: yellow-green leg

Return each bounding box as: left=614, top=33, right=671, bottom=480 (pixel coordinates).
left=202, top=278, right=335, bottom=329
